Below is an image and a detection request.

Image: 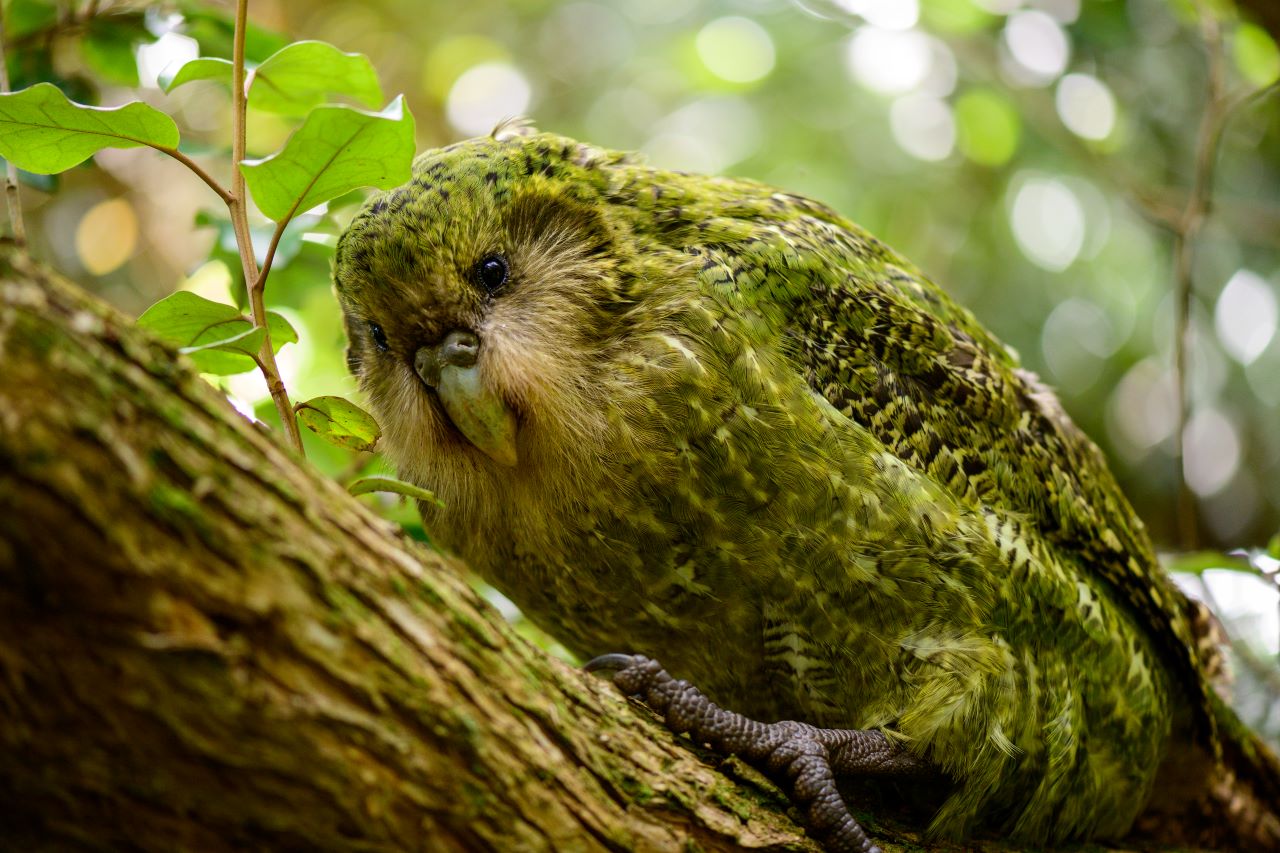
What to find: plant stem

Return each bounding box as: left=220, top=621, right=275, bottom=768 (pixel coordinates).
left=254, top=218, right=289, bottom=294
left=160, top=148, right=234, bottom=205
left=225, top=0, right=303, bottom=454
left=1172, top=3, right=1230, bottom=551
left=0, top=12, right=27, bottom=248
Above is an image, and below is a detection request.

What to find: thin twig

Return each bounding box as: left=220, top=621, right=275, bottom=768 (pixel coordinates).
left=1171, top=2, right=1230, bottom=551
left=0, top=12, right=27, bottom=248
left=253, top=217, right=289, bottom=294
left=159, top=147, right=234, bottom=205
left=228, top=0, right=257, bottom=293
left=224, top=0, right=302, bottom=454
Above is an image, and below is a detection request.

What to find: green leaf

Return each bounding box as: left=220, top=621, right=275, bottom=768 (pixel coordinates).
left=1234, top=22, right=1280, bottom=88
left=183, top=324, right=269, bottom=374
left=348, top=475, right=442, bottom=506
left=264, top=310, right=300, bottom=348
left=1164, top=550, right=1257, bottom=577
left=5, top=0, right=58, bottom=41
left=295, top=396, right=382, bottom=451
left=81, top=16, right=148, bottom=87
left=161, top=57, right=234, bottom=93
left=137, top=291, right=296, bottom=376
left=0, top=83, right=179, bottom=174
left=249, top=40, right=382, bottom=116
left=196, top=208, right=322, bottom=270
left=240, top=96, right=415, bottom=222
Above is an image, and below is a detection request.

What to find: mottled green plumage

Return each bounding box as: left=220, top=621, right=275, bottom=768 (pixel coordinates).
left=333, top=127, right=1274, bottom=845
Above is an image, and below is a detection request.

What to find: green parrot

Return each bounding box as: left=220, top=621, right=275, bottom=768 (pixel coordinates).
left=332, top=124, right=1280, bottom=851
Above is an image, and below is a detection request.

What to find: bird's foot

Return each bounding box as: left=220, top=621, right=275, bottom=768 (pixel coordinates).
left=586, top=653, right=934, bottom=853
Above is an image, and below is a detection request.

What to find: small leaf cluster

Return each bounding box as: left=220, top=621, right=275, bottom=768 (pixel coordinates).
left=0, top=1, right=411, bottom=462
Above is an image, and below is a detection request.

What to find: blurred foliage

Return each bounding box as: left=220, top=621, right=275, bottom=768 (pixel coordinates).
left=3, top=0, right=1279, bottom=742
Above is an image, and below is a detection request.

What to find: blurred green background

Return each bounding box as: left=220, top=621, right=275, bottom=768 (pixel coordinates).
left=4, top=0, right=1279, bottom=738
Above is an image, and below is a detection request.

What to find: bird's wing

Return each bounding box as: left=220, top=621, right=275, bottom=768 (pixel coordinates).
left=630, top=172, right=1213, bottom=741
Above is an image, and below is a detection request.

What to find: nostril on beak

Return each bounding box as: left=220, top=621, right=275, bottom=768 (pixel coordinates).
left=439, top=329, right=480, bottom=368
left=415, top=329, right=480, bottom=388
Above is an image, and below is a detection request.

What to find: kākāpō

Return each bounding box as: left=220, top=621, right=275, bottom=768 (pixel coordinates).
left=333, top=123, right=1280, bottom=852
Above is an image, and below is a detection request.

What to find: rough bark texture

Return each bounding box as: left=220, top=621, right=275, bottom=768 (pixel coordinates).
left=0, top=247, right=1256, bottom=853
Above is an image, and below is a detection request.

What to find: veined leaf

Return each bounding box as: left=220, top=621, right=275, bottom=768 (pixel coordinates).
left=295, top=396, right=382, bottom=451
left=161, top=57, right=234, bottom=93
left=249, top=41, right=382, bottom=116
left=0, top=83, right=179, bottom=174
left=240, top=97, right=414, bottom=222
left=138, top=291, right=297, bottom=376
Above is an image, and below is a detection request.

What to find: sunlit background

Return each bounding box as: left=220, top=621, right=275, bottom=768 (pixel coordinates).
left=5, top=0, right=1279, bottom=741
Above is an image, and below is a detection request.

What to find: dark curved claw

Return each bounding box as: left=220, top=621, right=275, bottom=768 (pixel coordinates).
left=583, top=652, right=643, bottom=675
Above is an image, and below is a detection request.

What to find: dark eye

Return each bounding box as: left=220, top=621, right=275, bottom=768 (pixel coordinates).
left=369, top=321, right=389, bottom=352
left=476, top=254, right=509, bottom=294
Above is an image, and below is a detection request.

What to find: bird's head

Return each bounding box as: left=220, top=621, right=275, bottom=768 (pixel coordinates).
left=333, top=124, right=655, bottom=539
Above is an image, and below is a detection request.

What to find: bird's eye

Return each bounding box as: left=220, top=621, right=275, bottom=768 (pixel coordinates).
left=476, top=254, right=509, bottom=295
left=369, top=321, right=389, bottom=352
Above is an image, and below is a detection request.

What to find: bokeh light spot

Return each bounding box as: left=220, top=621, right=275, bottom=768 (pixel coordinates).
left=1055, top=73, right=1116, bottom=140
left=623, top=0, right=695, bottom=24
left=834, top=0, right=919, bottom=30
left=1215, top=269, right=1278, bottom=365
left=178, top=259, right=233, bottom=303
left=1184, top=407, right=1241, bottom=497
left=138, top=32, right=198, bottom=89
left=423, top=36, right=508, bottom=102
left=1233, top=22, right=1280, bottom=87
left=644, top=97, right=761, bottom=174
left=920, top=39, right=959, bottom=97
left=1107, top=357, right=1176, bottom=457
left=76, top=198, right=138, bottom=275
left=696, top=17, right=776, bottom=85
left=1009, top=175, right=1084, bottom=271
left=1031, top=0, right=1081, bottom=24
left=846, top=27, right=931, bottom=95
left=446, top=62, right=532, bottom=137
left=1201, top=569, right=1279, bottom=655
left=954, top=88, right=1020, bottom=165
left=1040, top=298, right=1116, bottom=392
left=1002, top=10, right=1069, bottom=84
left=889, top=95, right=955, bottom=161
left=540, top=4, right=632, bottom=79
left=971, top=0, right=1021, bottom=13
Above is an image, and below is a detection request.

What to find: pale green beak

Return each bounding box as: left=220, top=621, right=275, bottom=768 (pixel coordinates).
left=414, top=331, right=518, bottom=468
